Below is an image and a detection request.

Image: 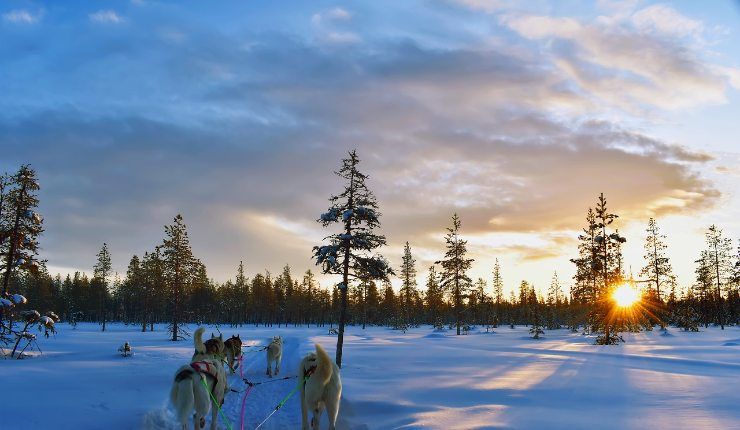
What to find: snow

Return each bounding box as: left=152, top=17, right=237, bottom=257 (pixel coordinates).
left=1, top=323, right=738, bottom=429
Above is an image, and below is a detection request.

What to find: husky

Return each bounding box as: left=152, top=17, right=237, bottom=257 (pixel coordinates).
left=265, top=336, right=283, bottom=377
left=171, top=327, right=228, bottom=430
left=223, top=334, right=242, bottom=374
left=193, top=332, right=225, bottom=361
left=299, top=343, right=342, bottom=430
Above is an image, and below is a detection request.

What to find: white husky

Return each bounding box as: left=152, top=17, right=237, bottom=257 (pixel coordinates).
left=265, top=336, right=283, bottom=377
left=170, top=327, right=228, bottom=430
left=299, top=344, right=342, bottom=430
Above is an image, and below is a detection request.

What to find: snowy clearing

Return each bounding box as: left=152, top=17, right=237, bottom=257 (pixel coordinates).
left=2, top=323, right=739, bottom=430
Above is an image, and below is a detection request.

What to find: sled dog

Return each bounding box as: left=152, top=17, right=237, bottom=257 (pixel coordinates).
left=265, top=336, right=283, bottom=377
left=299, top=343, right=342, bottom=430
left=170, top=327, right=228, bottom=430
left=192, top=332, right=225, bottom=361
left=224, top=334, right=243, bottom=374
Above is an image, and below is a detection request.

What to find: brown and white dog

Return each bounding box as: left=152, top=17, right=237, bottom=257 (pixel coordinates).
left=171, top=327, right=228, bottom=430
left=299, top=343, right=342, bottom=430
left=223, top=334, right=242, bottom=374
left=266, top=336, right=283, bottom=377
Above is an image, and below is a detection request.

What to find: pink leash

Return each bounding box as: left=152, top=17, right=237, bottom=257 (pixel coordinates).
left=238, top=355, right=251, bottom=430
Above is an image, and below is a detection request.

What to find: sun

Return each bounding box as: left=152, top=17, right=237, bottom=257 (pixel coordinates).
left=613, top=284, right=639, bottom=307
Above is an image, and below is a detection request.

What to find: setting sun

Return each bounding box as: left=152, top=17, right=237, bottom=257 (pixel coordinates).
left=613, top=284, right=640, bottom=307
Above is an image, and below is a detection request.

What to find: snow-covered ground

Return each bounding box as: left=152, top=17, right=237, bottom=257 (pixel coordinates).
left=2, top=323, right=739, bottom=430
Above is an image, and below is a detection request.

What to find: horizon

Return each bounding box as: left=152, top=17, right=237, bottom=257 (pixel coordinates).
left=2, top=0, right=739, bottom=296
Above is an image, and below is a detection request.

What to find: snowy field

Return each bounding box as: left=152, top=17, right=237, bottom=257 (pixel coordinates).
left=2, top=323, right=739, bottom=430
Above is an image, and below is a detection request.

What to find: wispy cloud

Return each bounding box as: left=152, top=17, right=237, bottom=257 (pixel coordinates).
left=0, top=1, right=736, bottom=288
left=89, top=10, right=124, bottom=24
left=2, top=9, right=43, bottom=24
left=312, top=7, right=359, bottom=45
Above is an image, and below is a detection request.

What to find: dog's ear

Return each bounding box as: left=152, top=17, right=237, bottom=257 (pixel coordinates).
left=219, top=334, right=223, bottom=341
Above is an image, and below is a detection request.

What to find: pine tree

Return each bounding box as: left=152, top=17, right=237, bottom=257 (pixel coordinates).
left=399, top=242, right=417, bottom=327
left=640, top=218, right=675, bottom=329
left=313, top=150, right=392, bottom=367
left=93, top=243, right=112, bottom=331
left=492, top=258, right=504, bottom=324
left=424, top=266, right=444, bottom=325
left=437, top=213, right=474, bottom=335
left=704, top=225, right=734, bottom=329
left=1, top=166, right=43, bottom=337
left=2, top=166, right=43, bottom=296
left=161, top=214, right=199, bottom=341
left=546, top=271, right=563, bottom=329
left=235, top=261, right=249, bottom=325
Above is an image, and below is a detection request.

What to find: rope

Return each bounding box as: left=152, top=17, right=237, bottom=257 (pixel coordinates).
left=241, top=346, right=268, bottom=353
left=239, top=385, right=252, bottom=430
left=243, top=375, right=298, bottom=387
left=253, top=374, right=310, bottom=430
left=200, top=375, right=234, bottom=430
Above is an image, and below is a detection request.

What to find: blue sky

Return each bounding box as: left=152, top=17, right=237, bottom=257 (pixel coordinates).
left=1, top=0, right=738, bottom=294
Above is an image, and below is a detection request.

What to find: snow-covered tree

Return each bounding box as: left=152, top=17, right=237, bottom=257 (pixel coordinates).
left=436, top=213, right=474, bottom=335
left=313, top=150, right=392, bottom=367
left=1, top=165, right=43, bottom=297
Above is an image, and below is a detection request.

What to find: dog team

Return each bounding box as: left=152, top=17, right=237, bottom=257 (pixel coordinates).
left=168, top=327, right=342, bottom=430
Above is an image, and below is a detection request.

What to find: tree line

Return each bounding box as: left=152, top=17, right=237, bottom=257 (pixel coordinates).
left=3, top=158, right=739, bottom=353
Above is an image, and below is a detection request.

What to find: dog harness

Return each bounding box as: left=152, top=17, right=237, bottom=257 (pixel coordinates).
left=191, top=361, right=219, bottom=381
left=302, top=365, right=317, bottom=388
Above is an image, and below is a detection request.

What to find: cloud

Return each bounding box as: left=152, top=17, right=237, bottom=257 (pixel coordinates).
left=2, top=9, right=42, bottom=24
left=89, top=10, right=124, bottom=24
left=631, top=4, right=704, bottom=38
left=500, top=9, right=738, bottom=112
left=0, top=2, right=733, bottom=283
left=311, top=7, right=359, bottom=45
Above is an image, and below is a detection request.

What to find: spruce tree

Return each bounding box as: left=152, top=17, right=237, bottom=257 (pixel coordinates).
left=704, top=225, right=733, bottom=329
left=399, top=242, right=417, bottom=327
left=161, top=214, right=198, bottom=341
left=93, top=243, right=112, bottom=331
left=313, top=150, right=392, bottom=367
left=640, top=218, right=676, bottom=328
left=437, top=213, right=474, bottom=335
left=424, top=266, right=444, bottom=326
left=2, top=165, right=43, bottom=296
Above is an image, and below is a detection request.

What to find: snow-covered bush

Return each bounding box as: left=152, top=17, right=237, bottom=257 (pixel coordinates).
left=1, top=293, right=59, bottom=358
left=530, top=324, right=544, bottom=339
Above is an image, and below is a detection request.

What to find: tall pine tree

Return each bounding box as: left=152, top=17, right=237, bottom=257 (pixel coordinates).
left=93, top=243, right=112, bottom=331
left=313, top=150, right=392, bottom=367
left=161, top=214, right=199, bottom=341
left=399, top=242, right=417, bottom=326
left=437, top=213, right=474, bottom=335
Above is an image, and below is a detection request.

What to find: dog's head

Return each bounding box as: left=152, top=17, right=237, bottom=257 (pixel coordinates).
left=226, top=334, right=242, bottom=353
left=272, top=336, right=283, bottom=345
left=204, top=333, right=225, bottom=355
left=301, top=352, right=317, bottom=375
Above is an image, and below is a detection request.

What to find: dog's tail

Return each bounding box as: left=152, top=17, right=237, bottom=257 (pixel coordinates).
left=194, top=327, right=206, bottom=354
left=170, top=367, right=196, bottom=426
left=314, top=343, right=333, bottom=385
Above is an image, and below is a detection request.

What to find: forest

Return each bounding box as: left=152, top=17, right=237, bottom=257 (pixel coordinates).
left=1, top=155, right=739, bottom=351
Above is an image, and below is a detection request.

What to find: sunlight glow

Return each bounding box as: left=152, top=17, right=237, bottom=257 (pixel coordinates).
left=613, top=284, right=639, bottom=307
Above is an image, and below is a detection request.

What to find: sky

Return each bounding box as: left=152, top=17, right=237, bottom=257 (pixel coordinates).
left=1, top=0, right=738, bottom=296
